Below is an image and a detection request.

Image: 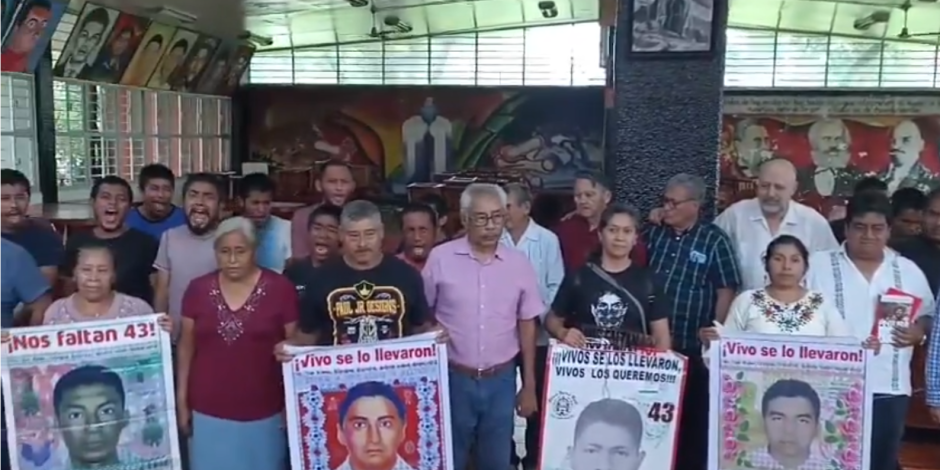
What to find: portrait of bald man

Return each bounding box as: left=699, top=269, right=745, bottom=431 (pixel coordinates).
left=886, top=119, right=936, bottom=193
left=716, top=158, right=838, bottom=290
left=731, top=119, right=773, bottom=178
left=800, top=119, right=862, bottom=197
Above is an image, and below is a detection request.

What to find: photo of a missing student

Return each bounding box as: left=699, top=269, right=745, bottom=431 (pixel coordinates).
left=552, top=399, right=647, bottom=470
left=119, top=21, right=176, bottom=86
left=194, top=43, right=232, bottom=94
left=146, top=28, right=198, bottom=89
left=214, top=43, right=255, bottom=95
left=166, top=35, right=218, bottom=92
left=81, top=13, right=150, bottom=83
left=0, top=0, right=65, bottom=73
left=52, top=4, right=118, bottom=78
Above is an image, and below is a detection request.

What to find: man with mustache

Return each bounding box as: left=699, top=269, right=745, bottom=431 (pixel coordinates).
left=397, top=203, right=438, bottom=271
left=291, top=160, right=356, bottom=260
left=60, top=176, right=158, bottom=305
left=153, top=173, right=224, bottom=334
left=886, top=120, right=934, bottom=193
left=715, top=158, right=838, bottom=290
left=126, top=164, right=186, bottom=239
left=1, top=169, right=63, bottom=288
left=53, top=6, right=110, bottom=78
left=801, top=119, right=860, bottom=198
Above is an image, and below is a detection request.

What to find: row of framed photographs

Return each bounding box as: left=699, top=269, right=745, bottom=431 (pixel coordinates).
left=0, top=0, right=254, bottom=96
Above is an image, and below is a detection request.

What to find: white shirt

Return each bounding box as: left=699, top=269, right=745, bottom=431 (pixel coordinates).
left=805, top=247, right=935, bottom=396
left=500, top=219, right=564, bottom=345
left=334, top=456, right=417, bottom=470
left=715, top=199, right=839, bottom=290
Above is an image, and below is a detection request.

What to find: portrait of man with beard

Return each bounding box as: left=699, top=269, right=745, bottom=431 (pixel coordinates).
left=799, top=119, right=861, bottom=197
left=731, top=119, right=773, bottom=179
left=886, top=120, right=936, bottom=193
left=53, top=5, right=116, bottom=78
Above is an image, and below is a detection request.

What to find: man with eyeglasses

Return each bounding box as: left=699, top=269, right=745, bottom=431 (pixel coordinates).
left=644, top=173, right=741, bottom=470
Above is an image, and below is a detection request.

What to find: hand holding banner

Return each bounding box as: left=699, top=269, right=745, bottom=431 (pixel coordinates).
left=539, top=344, right=687, bottom=470
left=282, top=333, right=453, bottom=470
left=1, top=314, right=181, bottom=470
left=708, top=334, right=873, bottom=470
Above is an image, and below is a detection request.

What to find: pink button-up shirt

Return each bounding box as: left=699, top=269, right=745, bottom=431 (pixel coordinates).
left=422, top=237, right=544, bottom=370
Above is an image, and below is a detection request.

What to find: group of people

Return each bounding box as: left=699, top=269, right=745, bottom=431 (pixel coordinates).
left=1, top=155, right=938, bottom=470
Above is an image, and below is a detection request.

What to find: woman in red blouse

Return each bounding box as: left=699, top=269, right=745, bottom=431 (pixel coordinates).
left=176, top=216, right=298, bottom=470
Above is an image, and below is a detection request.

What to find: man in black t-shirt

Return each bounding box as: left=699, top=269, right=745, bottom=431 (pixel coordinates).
left=61, top=176, right=158, bottom=305
left=283, top=204, right=342, bottom=304
left=290, top=200, right=432, bottom=346
left=545, top=204, right=671, bottom=350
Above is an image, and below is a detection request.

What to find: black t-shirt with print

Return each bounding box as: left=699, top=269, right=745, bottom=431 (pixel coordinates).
left=61, top=229, right=159, bottom=305
left=299, top=255, right=429, bottom=345
left=552, top=263, right=669, bottom=346
left=284, top=258, right=318, bottom=307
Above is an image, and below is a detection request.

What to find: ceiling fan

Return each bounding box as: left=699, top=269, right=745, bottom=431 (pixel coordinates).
left=896, top=0, right=940, bottom=39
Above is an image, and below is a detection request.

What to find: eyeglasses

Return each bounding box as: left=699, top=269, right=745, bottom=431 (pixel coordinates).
left=467, top=212, right=505, bottom=227
left=662, top=197, right=696, bottom=209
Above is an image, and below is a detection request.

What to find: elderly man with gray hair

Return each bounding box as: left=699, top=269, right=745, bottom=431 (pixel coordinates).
left=644, top=173, right=741, bottom=470
left=275, top=200, right=441, bottom=348
left=422, top=183, right=543, bottom=470
left=502, top=182, right=563, bottom=470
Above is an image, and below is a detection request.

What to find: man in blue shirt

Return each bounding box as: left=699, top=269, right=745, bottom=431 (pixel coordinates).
left=2, top=237, right=52, bottom=470
left=125, top=164, right=186, bottom=239
left=1, top=169, right=64, bottom=286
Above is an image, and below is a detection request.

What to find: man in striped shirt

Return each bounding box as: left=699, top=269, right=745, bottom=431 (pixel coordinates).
left=644, top=173, right=741, bottom=470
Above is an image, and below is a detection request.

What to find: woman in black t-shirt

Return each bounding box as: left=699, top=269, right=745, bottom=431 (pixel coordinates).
left=545, top=203, right=672, bottom=350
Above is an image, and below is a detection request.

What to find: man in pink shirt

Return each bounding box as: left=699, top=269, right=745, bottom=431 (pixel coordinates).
left=290, top=160, right=356, bottom=259
left=422, top=183, right=543, bottom=470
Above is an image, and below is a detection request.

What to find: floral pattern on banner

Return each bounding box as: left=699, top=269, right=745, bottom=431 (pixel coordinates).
left=819, top=382, right=864, bottom=470
left=720, top=372, right=865, bottom=470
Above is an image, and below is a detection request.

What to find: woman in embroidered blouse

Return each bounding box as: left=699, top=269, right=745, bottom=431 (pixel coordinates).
left=704, top=235, right=850, bottom=338
left=176, top=217, right=298, bottom=470
left=43, top=243, right=172, bottom=331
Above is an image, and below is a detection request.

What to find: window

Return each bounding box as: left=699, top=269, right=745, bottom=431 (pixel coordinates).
left=725, top=28, right=939, bottom=88
left=0, top=73, right=40, bottom=198
left=53, top=78, right=232, bottom=201
left=247, top=23, right=607, bottom=86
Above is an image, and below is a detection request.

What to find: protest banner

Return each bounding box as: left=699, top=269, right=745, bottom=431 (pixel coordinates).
left=283, top=333, right=453, bottom=470
left=708, top=334, right=874, bottom=470
left=1, top=314, right=180, bottom=470
left=539, top=344, right=687, bottom=470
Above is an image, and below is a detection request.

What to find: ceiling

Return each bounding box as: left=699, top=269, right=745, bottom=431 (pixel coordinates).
left=73, top=0, right=940, bottom=50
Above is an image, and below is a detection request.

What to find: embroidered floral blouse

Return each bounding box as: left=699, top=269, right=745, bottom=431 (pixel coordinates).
left=43, top=293, right=154, bottom=325
left=723, top=288, right=850, bottom=336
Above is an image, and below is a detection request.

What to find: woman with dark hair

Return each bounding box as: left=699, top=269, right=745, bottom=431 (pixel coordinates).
left=544, top=203, right=671, bottom=350
left=703, top=235, right=849, bottom=338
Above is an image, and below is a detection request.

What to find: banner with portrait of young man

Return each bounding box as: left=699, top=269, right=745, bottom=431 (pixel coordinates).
left=708, top=334, right=874, bottom=470
left=539, top=343, right=688, bottom=470
left=1, top=314, right=181, bottom=470
left=282, top=333, right=454, bottom=470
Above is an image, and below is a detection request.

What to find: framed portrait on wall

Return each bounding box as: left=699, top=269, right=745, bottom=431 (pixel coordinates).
left=625, top=0, right=718, bottom=56
left=80, top=12, right=151, bottom=83
left=166, top=34, right=220, bottom=92
left=146, top=27, right=199, bottom=89
left=214, top=43, right=255, bottom=95
left=119, top=21, right=176, bottom=86
left=53, top=3, right=119, bottom=78
left=0, top=0, right=67, bottom=73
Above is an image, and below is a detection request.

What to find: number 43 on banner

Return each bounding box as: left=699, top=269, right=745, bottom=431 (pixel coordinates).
left=124, top=322, right=157, bottom=339
left=648, top=402, right=676, bottom=423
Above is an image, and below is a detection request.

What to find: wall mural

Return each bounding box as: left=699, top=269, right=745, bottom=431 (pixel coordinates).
left=721, top=96, right=940, bottom=212
left=245, top=87, right=606, bottom=194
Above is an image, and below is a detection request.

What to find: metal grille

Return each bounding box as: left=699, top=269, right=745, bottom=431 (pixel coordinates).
left=247, top=23, right=607, bottom=86
left=725, top=28, right=940, bottom=88
left=0, top=73, right=40, bottom=196
left=52, top=79, right=233, bottom=201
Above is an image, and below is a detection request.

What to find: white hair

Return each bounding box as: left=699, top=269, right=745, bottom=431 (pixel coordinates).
left=459, top=183, right=508, bottom=213
left=340, top=200, right=383, bottom=229
left=213, top=216, right=258, bottom=247
left=665, top=173, right=706, bottom=203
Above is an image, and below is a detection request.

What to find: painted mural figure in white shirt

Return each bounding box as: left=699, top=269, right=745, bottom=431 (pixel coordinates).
left=804, top=191, right=934, bottom=470
left=401, top=97, right=453, bottom=184
left=715, top=158, right=839, bottom=290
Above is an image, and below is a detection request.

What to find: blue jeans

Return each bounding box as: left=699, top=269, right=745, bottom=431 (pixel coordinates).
left=449, top=364, right=516, bottom=470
